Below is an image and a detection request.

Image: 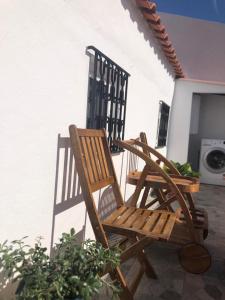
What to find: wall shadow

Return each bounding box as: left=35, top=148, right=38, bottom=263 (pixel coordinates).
left=50, top=135, right=86, bottom=255
left=120, top=0, right=174, bottom=78
left=98, top=186, right=117, bottom=221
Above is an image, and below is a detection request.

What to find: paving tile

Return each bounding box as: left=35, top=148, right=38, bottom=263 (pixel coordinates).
left=159, top=289, right=182, bottom=300
left=204, top=284, right=223, bottom=300
left=194, top=288, right=214, bottom=300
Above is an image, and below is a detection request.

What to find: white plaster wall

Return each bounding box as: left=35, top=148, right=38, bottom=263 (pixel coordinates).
left=168, top=79, right=225, bottom=163
left=0, top=0, right=174, bottom=252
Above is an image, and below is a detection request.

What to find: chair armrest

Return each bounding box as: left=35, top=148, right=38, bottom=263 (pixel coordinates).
left=131, top=139, right=180, bottom=176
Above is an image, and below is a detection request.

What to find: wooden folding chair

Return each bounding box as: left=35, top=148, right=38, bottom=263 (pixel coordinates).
left=113, top=138, right=211, bottom=272
left=125, top=132, right=208, bottom=240
left=69, top=125, right=211, bottom=299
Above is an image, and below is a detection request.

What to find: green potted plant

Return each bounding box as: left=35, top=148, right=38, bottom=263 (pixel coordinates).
left=163, top=161, right=200, bottom=178
left=171, top=161, right=200, bottom=178
left=0, top=229, right=120, bottom=300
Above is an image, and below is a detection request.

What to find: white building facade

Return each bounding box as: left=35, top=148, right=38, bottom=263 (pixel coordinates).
left=0, top=0, right=176, bottom=251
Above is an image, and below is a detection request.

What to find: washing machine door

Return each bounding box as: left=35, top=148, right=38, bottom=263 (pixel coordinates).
left=203, top=147, right=225, bottom=173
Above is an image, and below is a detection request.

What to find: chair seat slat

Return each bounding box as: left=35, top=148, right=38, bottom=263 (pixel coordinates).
left=142, top=212, right=160, bottom=232
left=103, top=206, right=128, bottom=224
left=102, top=208, right=176, bottom=240
left=152, top=213, right=169, bottom=235
left=122, top=209, right=144, bottom=228
left=163, top=214, right=177, bottom=237
left=132, top=210, right=152, bottom=229
left=114, top=207, right=137, bottom=226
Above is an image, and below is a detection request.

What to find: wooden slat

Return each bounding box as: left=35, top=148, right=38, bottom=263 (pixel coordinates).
left=90, top=137, right=103, bottom=181
left=142, top=212, right=160, bottom=232
left=103, top=206, right=127, bottom=224
left=127, top=171, right=200, bottom=193
left=80, top=137, right=94, bottom=184
left=132, top=210, right=152, bottom=229
left=162, top=214, right=176, bottom=238
left=77, top=128, right=105, bottom=137
left=152, top=213, right=169, bottom=235
left=114, top=207, right=136, bottom=226
left=86, top=137, right=99, bottom=182
left=94, top=136, right=107, bottom=179
left=90, top=176, right=115, bottom=192
left=66, top=148, right=74, bottom=200
left=61, top=146, right=68, bottom=202
left=122, top=209, right=143, bottom=227
left=97, top=136, right=110, bottom=178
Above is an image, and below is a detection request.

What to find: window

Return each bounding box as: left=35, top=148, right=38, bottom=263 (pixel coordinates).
left=156, top=101, right=170, bottom=148
left=86, top=46, right=130, bottom=153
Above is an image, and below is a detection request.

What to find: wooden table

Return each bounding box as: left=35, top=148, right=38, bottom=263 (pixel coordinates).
left=127, top=171, right=200, bottom=193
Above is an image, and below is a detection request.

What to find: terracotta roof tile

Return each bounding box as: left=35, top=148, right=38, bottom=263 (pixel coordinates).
left=142, top=12, right=161, bottom=24
left=136, top=0, right=184, bottom=78
left=137, top=0, right=156, bottom=13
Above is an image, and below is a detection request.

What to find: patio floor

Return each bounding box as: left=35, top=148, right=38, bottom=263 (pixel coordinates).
left=133, top=184, right=225, bottom=300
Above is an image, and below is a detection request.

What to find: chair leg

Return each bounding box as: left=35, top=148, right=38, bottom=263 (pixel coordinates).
left=110, top=267, right=134, bottom=300
left=140, top=186, right=150, bottom=208
left=130, top=237, right=158, bottom=280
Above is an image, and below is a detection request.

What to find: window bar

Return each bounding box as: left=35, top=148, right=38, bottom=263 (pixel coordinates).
left=104, top=61, right=110, bottom=130
left=98, top=56, right=105, bottom=129
left=117, top=73, right=125, bottom=141
left=90, top=51, right=98, bottom=129
left=86, top=46, right=130, bottom=152
left=113, top=70, right=121, bottom=152
left=122, top=74, right=129, bottom=141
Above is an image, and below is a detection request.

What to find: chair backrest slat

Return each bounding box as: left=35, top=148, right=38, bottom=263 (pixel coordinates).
left=77, top=129, right=115, bottom=192
left=94, top=136, right=107, bottom=179
left=69, top=124, right=124, bottom=202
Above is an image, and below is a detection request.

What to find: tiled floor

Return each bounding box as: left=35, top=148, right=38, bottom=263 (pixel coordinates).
left=134, top=184, right=225, bottom=300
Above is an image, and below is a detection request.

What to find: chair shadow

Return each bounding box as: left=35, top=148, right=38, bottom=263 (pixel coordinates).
left=98, top=149, right=139, bottom=217
left=51, top=134, right=141, bottom=254
left=50, top=135, right=87, bottom=255
left=98, top=186, right=117, bottom=221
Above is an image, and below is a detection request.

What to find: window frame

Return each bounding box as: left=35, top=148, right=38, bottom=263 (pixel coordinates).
left=156, top=100, right=170, bottom=148
left=86, top=46, right=130, bottom=153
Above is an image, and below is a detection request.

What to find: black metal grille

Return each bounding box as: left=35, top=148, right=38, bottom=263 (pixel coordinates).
left=156, top=101, right=170, bottom=148
left=86, top=46, right=130, bottom=153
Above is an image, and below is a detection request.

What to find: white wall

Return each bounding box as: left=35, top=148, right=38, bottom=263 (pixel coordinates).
left=168, top=79, right=225, bottom=163
left=0, top=0, right=175, bottom=253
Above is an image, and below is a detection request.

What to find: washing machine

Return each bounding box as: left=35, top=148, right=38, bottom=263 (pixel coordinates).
left=200, top=139, right=225, bottom=186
